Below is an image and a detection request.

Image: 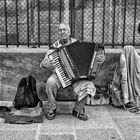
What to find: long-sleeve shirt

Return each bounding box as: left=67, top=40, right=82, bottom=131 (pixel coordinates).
left=40, top=38, right=77, bottom=71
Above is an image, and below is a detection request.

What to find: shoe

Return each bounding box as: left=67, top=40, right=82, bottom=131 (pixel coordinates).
left=46, top=109, right=56, bottom=120
left=72, top=109, right=88, bottom=121
left=125, top=102, right=134, bottom=108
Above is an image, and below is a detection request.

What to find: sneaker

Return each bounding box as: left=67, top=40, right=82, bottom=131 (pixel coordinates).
left=46, top=109, right=56, bottom=120
left=72, top=109, right=88, bottom=121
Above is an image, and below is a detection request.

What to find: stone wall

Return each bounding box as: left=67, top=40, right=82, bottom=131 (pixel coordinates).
left=0, top=50, right=120, bottom=101
left=0, top=52, right=51, bottom=101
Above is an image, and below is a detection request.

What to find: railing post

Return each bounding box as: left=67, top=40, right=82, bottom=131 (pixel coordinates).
left=70, top=0, right=75, bottom=37
left=30, top=0, right=37, bottom=48
left=64, top=0, right=69, bottom=24
left=4, top=0, right=8, bottom=48
left=37, top=0, right=40, bottom=47
left=15, top=0, right=19, bottom=47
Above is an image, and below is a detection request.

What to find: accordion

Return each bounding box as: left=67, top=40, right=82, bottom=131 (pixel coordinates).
left=48, top=41, right=105, bottom=88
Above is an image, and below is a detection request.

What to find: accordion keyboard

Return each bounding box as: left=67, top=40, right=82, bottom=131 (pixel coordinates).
left=49, top=51, right=72, bottom=88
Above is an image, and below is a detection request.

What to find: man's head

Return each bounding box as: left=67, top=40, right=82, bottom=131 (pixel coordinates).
left=59, top=23, right=70, bottom=41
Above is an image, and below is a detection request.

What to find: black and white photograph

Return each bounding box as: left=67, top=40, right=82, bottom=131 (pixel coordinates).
left=0, top=0, right=140, bottom=140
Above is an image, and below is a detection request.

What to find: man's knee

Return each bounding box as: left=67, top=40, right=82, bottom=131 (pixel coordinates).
left=47, top=77, right=56, bottom=87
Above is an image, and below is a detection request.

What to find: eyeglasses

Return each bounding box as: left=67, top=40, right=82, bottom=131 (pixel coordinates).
left=59, top=28, right=67, bottom=32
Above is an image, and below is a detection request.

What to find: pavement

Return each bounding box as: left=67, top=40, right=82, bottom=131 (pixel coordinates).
left=0, top=101, right=140, bottom=140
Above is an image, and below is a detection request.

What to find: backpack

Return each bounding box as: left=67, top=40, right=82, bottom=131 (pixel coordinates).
left=13, top=74, right=41, bottom=109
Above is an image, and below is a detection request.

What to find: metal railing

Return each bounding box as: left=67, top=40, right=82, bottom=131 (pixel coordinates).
left=0, top=0, right=140, bottom=48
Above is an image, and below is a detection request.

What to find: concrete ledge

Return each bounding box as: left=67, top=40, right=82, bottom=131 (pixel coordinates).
left=105, top=48, right=140, bottom=53
left=0, top=46, right=49, bottom=53
left=0, top=47, right=140, bottom=53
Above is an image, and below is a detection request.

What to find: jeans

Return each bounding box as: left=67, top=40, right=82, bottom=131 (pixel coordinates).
left=45, top=73, right=87, bottom=113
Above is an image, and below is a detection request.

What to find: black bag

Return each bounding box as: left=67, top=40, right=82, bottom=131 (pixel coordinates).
left=86, top=84, right=111, bottom=106
left=14, top=74, right=40, bottom=109
left=0, top=106, right=11, bottom=118
left=5, top=112, right=43, bottom=124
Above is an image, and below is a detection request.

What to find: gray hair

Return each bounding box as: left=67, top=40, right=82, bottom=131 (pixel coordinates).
left=59, top=22, right=70, bottom=34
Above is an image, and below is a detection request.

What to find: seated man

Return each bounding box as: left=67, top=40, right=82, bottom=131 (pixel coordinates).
left=40, top=22, right=105, bottom=121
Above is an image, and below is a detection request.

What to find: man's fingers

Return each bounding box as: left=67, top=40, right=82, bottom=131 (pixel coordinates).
left=96, top=55, right=105, bottom=63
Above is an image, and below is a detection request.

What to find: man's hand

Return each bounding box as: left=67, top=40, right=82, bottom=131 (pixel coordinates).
left=96, top=54, right=105, bottom=64
left=87, top=74, right=95, bottom=81
left=49, top=59, right=56, bottom=68
left=40, top=49, right=56, bottom=70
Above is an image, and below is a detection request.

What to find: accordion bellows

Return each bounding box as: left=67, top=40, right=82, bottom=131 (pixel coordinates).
left=49, top=41, right=104, bottom=88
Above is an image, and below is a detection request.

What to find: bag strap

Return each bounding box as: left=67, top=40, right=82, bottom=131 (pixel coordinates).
left=123, top=102, right=140, bottom=114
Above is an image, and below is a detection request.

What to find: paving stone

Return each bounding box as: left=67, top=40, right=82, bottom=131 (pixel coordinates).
left=0, top=130, right=36, bottom=140
left=113, top=117, right=140, bottom=140
left=56, top=102, right=72, bottom=115
left=76, top=129, right=122, bottom=140
left=0, top=123, right=38, bottom=130
left=85, top=106, right=111, bottom=118
left=39, top=134, right=74, bottom=140
left=40, top=116, right=73, bottom=134
left=73, top=116, right=116, bottom=130
left=106, top=105, right=140, bottom=117
left=0, top=102, right=139, bottom=140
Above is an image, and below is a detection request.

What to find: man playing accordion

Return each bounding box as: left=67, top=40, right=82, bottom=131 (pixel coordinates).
left=40, top=23, right=105, bottom=121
